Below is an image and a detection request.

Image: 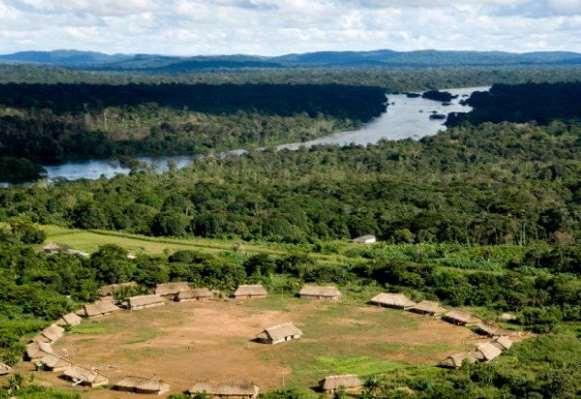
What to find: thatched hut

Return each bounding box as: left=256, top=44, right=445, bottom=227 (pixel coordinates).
left=319, top=375, right=363, bottom=393
left=352, top=235, right=377, bottom=245
left=37, top=354, right=72, bottom=373
left=408, top=300, right=446, bottom=316
left=155, top=282, right=191, bottom=298
left=438, top=353, right=477, bottom=369
left=189, top=383, right=260, bottom=399
left=299, top=285, right=342, bottom=301
left=493, top=336, right=513, bottom=351
left=62, top=366, right=109, bottom=388
left=57, top=312, right=83, bottom=327
left=25, top=341, right=53, bottom=361
left=113, top=376, right=170, bottom=395
left=0, top=362, right=12, bottom=376
left=126, top=295, right=167, bottom=311
left=176, top=288, right=213, bottom=302
left=234, top=284, right=268, bottom=299
left=256, top=323, right=303, bottom=345
left=82, top=300, right=122, bottom=318
left=369, top=293, right=416, bottom=309
left=474, top=342, right=502, bottom=362
left=38, top=324, right=65, bottom=343
left=98, top=282, right=138, bottom=297
left=442, top=310, right=472, bottom=326
left=473, top=322, right=499, bottom=337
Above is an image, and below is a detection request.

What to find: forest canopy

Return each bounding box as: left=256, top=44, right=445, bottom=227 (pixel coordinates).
left=448, top=82, right=581, bottom=126
left=0, top=83, right=386, bottom=163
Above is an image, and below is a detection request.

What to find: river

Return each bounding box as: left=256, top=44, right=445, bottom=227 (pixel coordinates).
left=41, top=86, right=487, bottom=182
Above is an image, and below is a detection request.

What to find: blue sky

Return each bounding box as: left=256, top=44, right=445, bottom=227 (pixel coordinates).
left=0, top=0, right=580, bottom=55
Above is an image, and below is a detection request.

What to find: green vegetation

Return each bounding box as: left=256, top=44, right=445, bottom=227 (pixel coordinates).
left=0, top=79, right=580, bottom=398
left=0, top=83, right=384, bottom=165
left=2, top=122, right=579, bottom=244
left=2, top=64, right=581, bottom=90
left=448, top=82, right=581, bottom=126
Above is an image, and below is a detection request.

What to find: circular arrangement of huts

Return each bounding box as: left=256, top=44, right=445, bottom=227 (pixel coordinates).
left=370, top=294, right=517, bottom=369
left=13, top=279, right=521, bottom=397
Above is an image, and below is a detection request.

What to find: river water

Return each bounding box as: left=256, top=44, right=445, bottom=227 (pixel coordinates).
left=41, top=86, right=487, bottom=182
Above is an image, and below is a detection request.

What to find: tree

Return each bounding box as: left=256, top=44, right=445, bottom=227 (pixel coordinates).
left=90, top=245, right=135, bottom=284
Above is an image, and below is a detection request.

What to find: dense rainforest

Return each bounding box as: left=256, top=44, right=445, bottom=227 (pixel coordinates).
left=2, top=64, right=581, bottom=89
left=448, top=82, right=581, bottom=126
left=0, top=83, right=385, bottom=165
left=1, top=121, right=579, bottom=245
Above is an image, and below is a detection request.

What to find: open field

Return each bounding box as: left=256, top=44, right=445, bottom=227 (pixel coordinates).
left=40, top=225, right=526, bottom=273
left=28, top=296, right=483, bottom=398
left=40, top=225, right=354, bottom=266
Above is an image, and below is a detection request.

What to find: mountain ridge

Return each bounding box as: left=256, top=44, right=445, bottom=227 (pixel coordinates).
left=1, top=49, right=581, bottom=71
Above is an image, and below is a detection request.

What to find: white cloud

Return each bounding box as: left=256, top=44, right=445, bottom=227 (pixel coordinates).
left=0, top=0, right=580, bottom=55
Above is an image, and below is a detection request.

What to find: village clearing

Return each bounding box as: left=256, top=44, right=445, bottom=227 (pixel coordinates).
left=25, top=296, right=484, bottom=398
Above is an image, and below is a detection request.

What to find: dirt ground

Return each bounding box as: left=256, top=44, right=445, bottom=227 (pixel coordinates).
left=27, top=297, right=484, bottom=398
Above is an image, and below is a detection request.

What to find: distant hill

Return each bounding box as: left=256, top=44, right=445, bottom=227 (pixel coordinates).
left=1, top=49, right=581, bottom=72
left=0, top=50, right=131, bottom=66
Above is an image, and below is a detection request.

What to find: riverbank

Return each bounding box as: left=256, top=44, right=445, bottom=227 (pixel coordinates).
left=33, top=86, right=486, bottom=182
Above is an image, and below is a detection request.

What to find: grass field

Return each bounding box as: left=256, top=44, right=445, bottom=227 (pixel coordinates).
left=38, top=296, right=483, bottom=398
left=40, top=225, right=526, bottom=273
left=40, top=225, right=356, bottom=266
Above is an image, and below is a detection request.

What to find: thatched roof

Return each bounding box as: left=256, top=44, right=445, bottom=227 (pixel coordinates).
left=63, top=366, right=109, bottom=386
left=257, top=323, right=303, bottom=342
left=59, top=312, right=83, bottom=327
left=494, top=336, right=513, bottom=351
left=320, top=375, right=363, bottom=391
left=475, top=342, right=502, bottom=362
left=189, top=383, right=259, bottom=397
left=114, top=376, right=170, bottom=394
left=353, top=235, right=377, bottom=244
left=38, top=353, right=71, bottom=371
left=155, top=282, right=191, bottom=297
left=370, top=293, right=416, bottom=309
left=473, top=322, right=499, bottom=337
left=26, top=341, right=53, bottom=360
left=234, top=284, right=268, bottom=297
left=442, top=310, right=472, bottom=325
left=40, top=324, right=65, bottom=343
left=299, top=285, right=342, bottom=298
left=83, top=300, right=121, bottom=318
left=438, top=353, right=476, bottom=369
left=0, top=362, right=12, bottom=375
left=176, top=288, right=213, bottom=301
left=409, top=300, right=446, bottom=315
left=98, top=282, right=138, bottom=297
left=127, top=294, right=166, bottom=308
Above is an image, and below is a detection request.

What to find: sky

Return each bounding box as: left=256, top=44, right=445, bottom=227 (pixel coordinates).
left=0, top=0, right=581, bottom=55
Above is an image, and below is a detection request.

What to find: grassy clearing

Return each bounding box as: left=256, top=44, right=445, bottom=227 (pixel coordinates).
left=252, top=298, right=471, bottom=390
left=40, top=225, right=356, bottom=266
left=40, top=225, right=527, bottom=274
left=52, top=297, right=473, bottom=397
